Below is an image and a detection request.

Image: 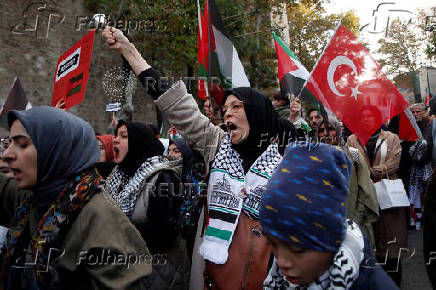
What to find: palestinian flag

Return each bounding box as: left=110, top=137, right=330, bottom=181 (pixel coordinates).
left=424, top=88, right=432, bottom=106
left=159, top=123, right=166, bottom=139
left=272, top=32, right=312, bottom=101
left=0, top=77, right=28, bottom=129
left=197, top=0, right=250, bottom=106
left=273, top=32, right=328, bottom=128
left=197, top=0, right=209, bottom=101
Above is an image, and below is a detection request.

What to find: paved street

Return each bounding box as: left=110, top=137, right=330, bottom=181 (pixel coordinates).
left=402, top=229, right=433, bottom=290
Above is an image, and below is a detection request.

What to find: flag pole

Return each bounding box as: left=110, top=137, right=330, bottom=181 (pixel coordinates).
left=427, top=68, right=432, bottom=104
left=295, top=20, right=343, bottom=133
left=207, top=0, right=213, bottom=108
left=295, top=20, right=343, bottom=100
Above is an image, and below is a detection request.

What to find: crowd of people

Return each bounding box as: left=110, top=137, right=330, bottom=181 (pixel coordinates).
left=0, top=26, right=435, bottom=289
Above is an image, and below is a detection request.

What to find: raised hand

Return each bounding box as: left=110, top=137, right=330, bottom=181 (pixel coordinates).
left=55, top=98, right=66, bottom=111
left=102, top=26, right=130, bottom=52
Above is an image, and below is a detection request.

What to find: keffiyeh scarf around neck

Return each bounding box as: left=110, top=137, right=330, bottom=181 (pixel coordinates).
left=105, top=156, right=167, bottom=216
left=199, top=135, right=282, bottom=264
left=263, top=220, right=365, bottom=290
left=408, top=139, right=432, bottom=207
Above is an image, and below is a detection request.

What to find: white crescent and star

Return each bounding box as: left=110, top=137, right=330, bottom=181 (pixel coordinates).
left=327, top=55, right=361, bottom=101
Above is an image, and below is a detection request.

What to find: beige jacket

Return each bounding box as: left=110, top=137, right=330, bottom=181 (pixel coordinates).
left=347, top=130, right=402, bottom=180
left=347, top=131, right=407, bottom=259
left=344, top=146, right=379, bottom=248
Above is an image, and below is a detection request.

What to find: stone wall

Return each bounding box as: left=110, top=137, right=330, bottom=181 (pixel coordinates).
left=0, top=0, right=157, bottom=134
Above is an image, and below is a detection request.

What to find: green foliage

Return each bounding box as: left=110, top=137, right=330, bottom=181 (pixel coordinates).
left=377, top=19, right=424, bottom=77
left=281, top=1, right=360, bottom=71
left=423, top=7, right=436, bottom=60
left=83, top=0, right=360, bottom=94
left=427, top=30, right=436, bottom=59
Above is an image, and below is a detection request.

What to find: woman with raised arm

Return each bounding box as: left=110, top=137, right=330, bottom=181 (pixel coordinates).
left=0, top=107, right=151, bottom=289
left=103, top=26, right=298, bottom=290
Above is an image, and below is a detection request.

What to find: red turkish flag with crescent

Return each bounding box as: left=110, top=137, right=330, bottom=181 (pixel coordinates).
left=305, top=25, right=410, bottom=146
left=51, top=29, right=95, bottom=110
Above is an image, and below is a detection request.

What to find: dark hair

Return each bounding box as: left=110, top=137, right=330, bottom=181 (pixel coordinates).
left=307, top=107, right=319, bottom=117
left=148, top=124, right=160, bottom=137
left=273, top=92, right=290, bottom=106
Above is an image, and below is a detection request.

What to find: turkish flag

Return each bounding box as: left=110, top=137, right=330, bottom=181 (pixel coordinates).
left=305, top=25, right=410, bottom=146
left=398, top=108, right=421, bottom=141
left=51, top=29, right=95, bottom=110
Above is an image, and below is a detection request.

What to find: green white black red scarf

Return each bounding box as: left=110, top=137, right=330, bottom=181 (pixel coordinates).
left=199, top=135, right=282, bottom=264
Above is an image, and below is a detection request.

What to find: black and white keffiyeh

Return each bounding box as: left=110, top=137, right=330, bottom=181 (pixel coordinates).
left=409, top=139, right=432, bottom=207
left=263, top=220, right=365, bottom=290
left=199, top=135, right=282, bottom=264
left=105, top=156, right=167, bottom=216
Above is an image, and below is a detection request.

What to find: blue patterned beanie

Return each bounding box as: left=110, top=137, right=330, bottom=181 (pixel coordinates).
left=260, top=142, right=352, bottom=252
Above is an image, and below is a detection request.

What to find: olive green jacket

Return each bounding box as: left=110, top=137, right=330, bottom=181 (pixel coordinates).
left=0, top=174, right=151, bottom=289
left=344, top=147, right=379, bottom=248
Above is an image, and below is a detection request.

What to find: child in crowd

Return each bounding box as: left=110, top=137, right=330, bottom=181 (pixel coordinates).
left=260, top=143, right=397, bottom=289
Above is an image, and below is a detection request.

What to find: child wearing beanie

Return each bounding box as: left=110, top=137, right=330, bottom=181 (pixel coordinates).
left=260, top=142, right=397, bottom=289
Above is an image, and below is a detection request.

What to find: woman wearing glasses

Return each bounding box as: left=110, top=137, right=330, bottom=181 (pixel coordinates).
left=103, top=26, right=298, bottom=290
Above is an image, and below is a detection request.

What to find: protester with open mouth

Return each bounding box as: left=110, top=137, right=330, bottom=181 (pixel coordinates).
left=0, top=106, right=151, bottom=289
left=105, top=120, right=191, bottom=289
left=103, top=26, right=298, bottom=289
left=95, top=134, right=116, bottom=180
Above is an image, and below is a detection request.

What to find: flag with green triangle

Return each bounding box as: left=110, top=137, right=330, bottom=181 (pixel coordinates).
left=197, top=0, right=250, bottom=106
left=272, top=32, right=327, bottom=130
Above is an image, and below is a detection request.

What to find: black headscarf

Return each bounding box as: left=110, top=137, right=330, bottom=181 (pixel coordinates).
left=172, top=137, right=194, bottom=169
left=8, top=106, right=99, bottom=206
left=116, top=120, right=164, bottom=176
left=223, top=88, right=297, bottom=172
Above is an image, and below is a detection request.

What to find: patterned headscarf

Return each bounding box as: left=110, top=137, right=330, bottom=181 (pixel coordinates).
left=260, top=142, right=352, bottom=252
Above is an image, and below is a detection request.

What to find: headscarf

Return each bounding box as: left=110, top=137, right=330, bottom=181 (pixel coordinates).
left=223, top=88, right=297, bottom=171
left=116, top=120, right=164, bottom=176
left=360, top=105, right=382, bottom=165
left=260, top=142, right=352, bottom=252
left=96, top=135, right=115, bottom=162
left=8, top=106, right=99, bottom=206
left=171, top=137, right=194, bottom=168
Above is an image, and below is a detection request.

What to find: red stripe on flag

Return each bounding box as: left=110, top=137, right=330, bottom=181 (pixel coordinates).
left=273, top=38, right=299, bottom=81
left=399, top=108, right=421, bottom=141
